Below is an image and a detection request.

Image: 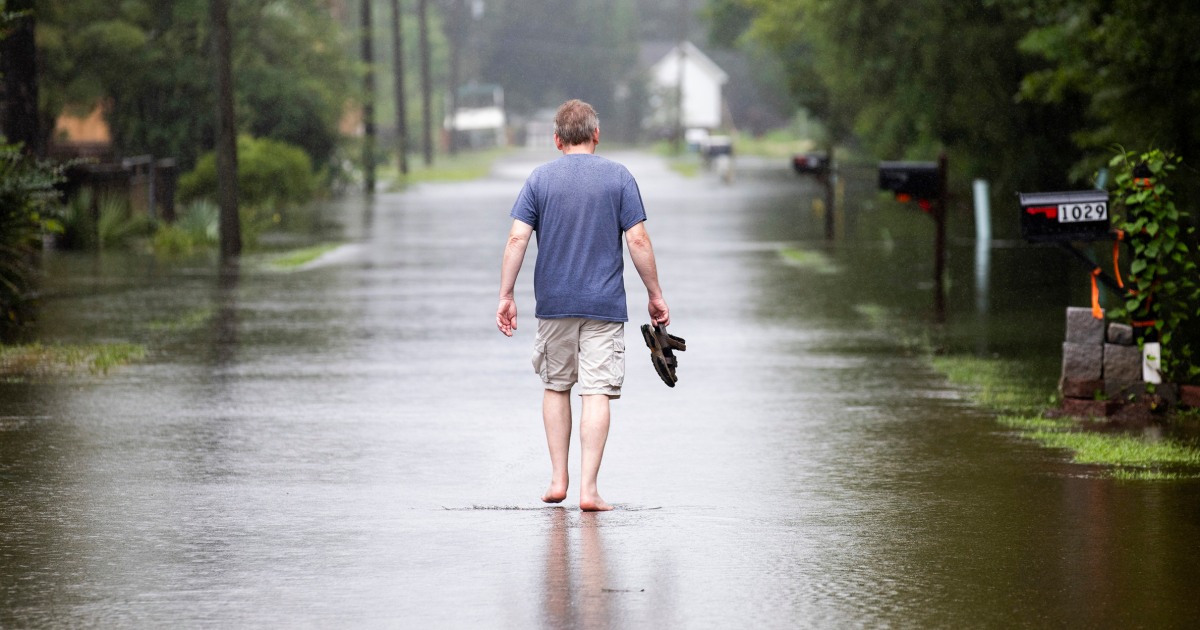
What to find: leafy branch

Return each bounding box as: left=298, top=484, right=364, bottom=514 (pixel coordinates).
left=1106, top=148, right=1200, bottom=383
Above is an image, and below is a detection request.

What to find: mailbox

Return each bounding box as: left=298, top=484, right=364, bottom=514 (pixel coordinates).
left=792, top=153, right=829, bottom=175
left=1018, top=190, right=1110, bottom=242
left=878, top=161, right=941, bottom=200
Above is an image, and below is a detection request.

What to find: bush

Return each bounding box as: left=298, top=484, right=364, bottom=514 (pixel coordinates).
left=151, top=200, right=218, bottom=257
left=0, top=144, right=63, bottom=339
left=178, top=135, right=318, bottom=208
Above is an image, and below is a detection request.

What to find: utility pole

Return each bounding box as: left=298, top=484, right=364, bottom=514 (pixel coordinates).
left=361, top=0, right=377, bottom=194
left=390, top=0, right=409, bottom=175
left=444, top=0, right=468, bottom=156
left=673, top=0, right=688, bottom=154
left=417, top=0, right=433, bottom=165
left=210, top=0, right=241, bottom=261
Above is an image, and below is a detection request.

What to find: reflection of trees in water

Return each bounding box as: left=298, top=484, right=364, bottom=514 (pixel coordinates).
left=209, top=262, right=241, bottom=369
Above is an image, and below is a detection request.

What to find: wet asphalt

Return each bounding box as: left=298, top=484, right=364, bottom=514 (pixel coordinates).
left=2, top=149, right=1200, bottom=628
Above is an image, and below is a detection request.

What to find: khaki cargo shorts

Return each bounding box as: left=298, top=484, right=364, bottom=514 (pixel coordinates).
left=532, top=318, right=625, bottom=398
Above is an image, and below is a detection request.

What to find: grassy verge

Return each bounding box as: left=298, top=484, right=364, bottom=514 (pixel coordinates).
left=148, top=307, right=216, bottom=333
left=383, top=147, right=514, bottom=187
left=935, top=354, right=1200, bottom=480
left=780, top=246, right=839, bottom=275
left=0, top=342, right=146, bottom=380
left=270, top=243, right=342, bottom=269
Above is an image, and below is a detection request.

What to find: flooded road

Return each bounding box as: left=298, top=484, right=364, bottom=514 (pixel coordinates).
left=3, top=150, right=1199, bottom=628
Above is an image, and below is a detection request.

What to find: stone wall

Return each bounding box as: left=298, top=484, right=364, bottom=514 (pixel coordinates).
left=1059, top=307, right=1144, bottom=417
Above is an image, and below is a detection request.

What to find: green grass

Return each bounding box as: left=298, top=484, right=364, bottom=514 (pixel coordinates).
left=667, top=157, right=701, bottom=178
left=932, top=355, right=1052, bottom=415
left=779, top=246, right=839, bottom=275
left=1029, top=430, right=1200, bottom=468
left=0, top=342, right=146, bottom=379
left=271, top=243, right=341, bottom=269
left=383, top=147, right=514, bottom=187
left=937, top=354, right=1200, bottom=480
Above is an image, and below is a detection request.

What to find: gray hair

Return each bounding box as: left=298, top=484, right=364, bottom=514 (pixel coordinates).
left=554, top=99, right=599, bottom=146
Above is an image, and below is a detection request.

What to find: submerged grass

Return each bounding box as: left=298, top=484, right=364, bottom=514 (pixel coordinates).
left=148, top=306, right=216, bottom=333
left=384, top=147, right=514, bottom=187
left=271, top=243, right=341, bottom=269
left=0, top=342, right=146, bottom=379
left=780, top=246, right=839, bottom=275
left=938, top=354, right=1200, bottom=480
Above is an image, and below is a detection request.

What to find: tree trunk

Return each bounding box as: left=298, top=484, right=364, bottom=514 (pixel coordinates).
left=361, top=0, right=377, bottom=194
left=390, top=0, right=409, bottom=175
left=417, top=0, right=433, bottom=165
left=445, top=0, right=464, bottom=156
left=0, top=0, right=41, bottom=156
left=211, top=0, right=241, bottom=260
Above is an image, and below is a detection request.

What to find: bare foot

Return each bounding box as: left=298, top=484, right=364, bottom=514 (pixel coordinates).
left=579, top=495, right=613, bottom=512
left=542, top=482, right=568, bottom=504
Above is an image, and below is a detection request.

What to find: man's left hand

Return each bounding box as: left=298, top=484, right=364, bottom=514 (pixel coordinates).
left=497, top=298, right=518, bottom=336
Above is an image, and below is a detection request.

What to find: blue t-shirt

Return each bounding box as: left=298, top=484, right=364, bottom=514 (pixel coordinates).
left=510, top=154, right=647, bottom=322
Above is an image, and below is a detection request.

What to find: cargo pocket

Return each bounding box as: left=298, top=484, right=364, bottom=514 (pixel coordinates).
left=606, top=336, right=626, bottom=387
left=532, top=338, right=549, bottom=382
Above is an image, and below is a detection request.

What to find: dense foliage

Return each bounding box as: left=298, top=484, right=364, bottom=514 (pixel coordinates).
left=1107, top=149, right=1198, bottom=383
left=38, top=0, right=353, bottom=170
left=180, top=136, right=317, bottom=209
left=724, top=1, right=1200, bottom=194
left=0, top=144, right=62, bottom=339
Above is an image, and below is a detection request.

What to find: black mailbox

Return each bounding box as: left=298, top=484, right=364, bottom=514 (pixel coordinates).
left=1018, top=190, right=1110, bottom=242
left=878, top=161, right=940, bottom=200
left=792, top=153, right=829, bottom=175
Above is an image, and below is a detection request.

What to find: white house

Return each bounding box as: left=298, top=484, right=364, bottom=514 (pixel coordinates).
left=644, top=41, right=729, bottom=132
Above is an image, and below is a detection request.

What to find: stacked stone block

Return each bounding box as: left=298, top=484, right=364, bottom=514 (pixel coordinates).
left=1060, top=307, right=1142, bottom=416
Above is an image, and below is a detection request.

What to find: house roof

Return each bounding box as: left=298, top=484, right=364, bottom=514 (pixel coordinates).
left=642, top=40, right=729, bottom=84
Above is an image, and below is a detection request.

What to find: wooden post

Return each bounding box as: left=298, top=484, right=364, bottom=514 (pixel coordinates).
left=822, top=145, right=835, bottom=241
left=933, top=152, right=948, bottom=323
left=390, top=0, right=409, bottom=175
left=417, top=0, right=433, bottom=166
left=361, top=0, right=377, bottom=194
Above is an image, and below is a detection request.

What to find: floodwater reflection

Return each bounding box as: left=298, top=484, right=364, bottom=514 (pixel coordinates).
left=541, top=509, right=612, bottom=630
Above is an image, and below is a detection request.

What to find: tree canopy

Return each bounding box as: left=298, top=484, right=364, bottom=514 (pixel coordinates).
left=727, top=0, right=1200, bottom=194
left=38, top=0, right=353, bottom=170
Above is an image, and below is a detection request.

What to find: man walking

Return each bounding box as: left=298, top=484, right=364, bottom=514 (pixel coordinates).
left=497, top=99, right=669, bottom=512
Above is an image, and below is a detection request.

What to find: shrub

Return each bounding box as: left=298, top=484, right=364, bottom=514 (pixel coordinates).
left=178, top=135, right=318, bottom=208
left=0, top=144, right=63, bottom=339
left=151, top=199, right=218, bottom=257
left=1107, top=148, right=1200, bottom=384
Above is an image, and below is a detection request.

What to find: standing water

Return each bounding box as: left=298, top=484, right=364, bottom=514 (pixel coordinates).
left=2, top=150, right=1198, bottom=627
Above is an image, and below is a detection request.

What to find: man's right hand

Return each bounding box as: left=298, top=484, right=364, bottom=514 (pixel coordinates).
left=649, top=296, right=670, bottom=327
left=497, top=298, right=518, bottom=337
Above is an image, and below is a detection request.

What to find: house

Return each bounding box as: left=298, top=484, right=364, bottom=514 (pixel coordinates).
left=641, top=41, right=729, bottom=134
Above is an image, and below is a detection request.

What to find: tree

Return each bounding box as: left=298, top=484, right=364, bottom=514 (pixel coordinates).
left=417, top=0, right=433, bottom=165
left=38, top=0, right=353, bottom=171
left=1007, top=0, right=1200, bottom=183
left=732, top=0, right=1082, bottom=193
left=211, top=0, right=241, bottom=259
left=0, top=0, right=40, bottom=155
left=390, top=0, right=409, bottom=174
left=361, top=0, right=377, bottom=193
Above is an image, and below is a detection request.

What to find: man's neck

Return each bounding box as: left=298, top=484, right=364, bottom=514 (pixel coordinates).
left=562, top=142, right=596, bottom=155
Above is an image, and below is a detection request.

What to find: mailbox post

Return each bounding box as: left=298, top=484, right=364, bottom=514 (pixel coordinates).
left=878, top=153, right=949, bottom=321
left=792, top=151, right=835, bottom=240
